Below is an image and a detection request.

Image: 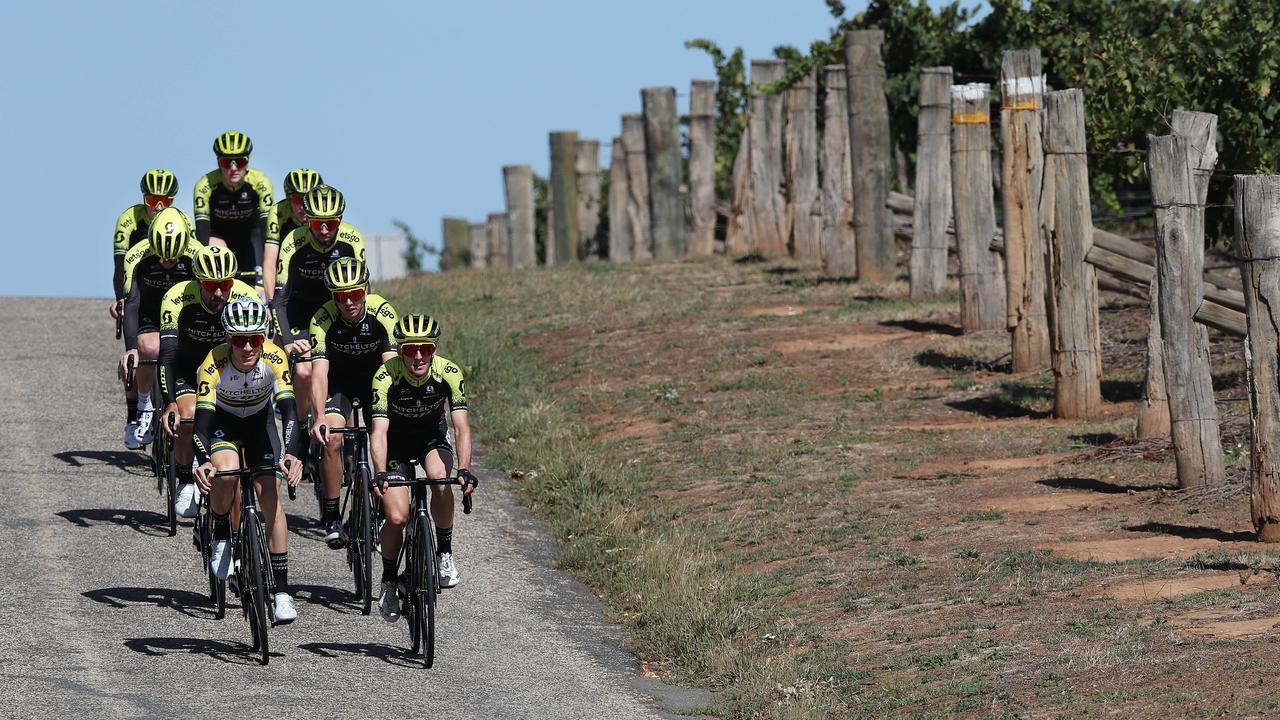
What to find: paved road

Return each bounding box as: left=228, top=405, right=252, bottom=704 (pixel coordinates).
left=0, top=298, right=709, bottom=719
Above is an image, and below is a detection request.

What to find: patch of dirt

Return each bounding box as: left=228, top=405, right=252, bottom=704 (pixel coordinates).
left=976, top=492, right=1135, bottom=514
left=1042, top=535, right=1261, bottom=562
left=595, top=419, right=667, bottom=441
left=776, top=329, right=920, bottom=354
left=904, top=451, right=1079, bottom=479
left=1155, top=609, right=1280, bottom=640
left=1106, top=572, right=1272, bottom=601
left=741, top=304, right=839, bottom=317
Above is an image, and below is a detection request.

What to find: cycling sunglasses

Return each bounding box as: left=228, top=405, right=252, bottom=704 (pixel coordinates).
left=229, top=333, right=265, bottom=349
left=333, top=288, right=366, bottom=303
left=309, top=218, right=341, bottom=235
left=144, top=194, right=174, bottom=211
left=200, top=279, right=234, bottom=294
left=217, top=156, right=248, bottom=170
left=400, top=343, right=436, bottom=358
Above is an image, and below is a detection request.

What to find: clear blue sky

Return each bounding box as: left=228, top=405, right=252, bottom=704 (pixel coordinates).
left=2, top=1, right=974, bottom=297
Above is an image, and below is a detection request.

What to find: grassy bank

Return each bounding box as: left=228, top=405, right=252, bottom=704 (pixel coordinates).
left=383, top=257, right=1279, bottom=719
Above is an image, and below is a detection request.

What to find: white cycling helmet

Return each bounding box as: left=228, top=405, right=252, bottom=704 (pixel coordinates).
left=222, top=298, right=271, bottom=335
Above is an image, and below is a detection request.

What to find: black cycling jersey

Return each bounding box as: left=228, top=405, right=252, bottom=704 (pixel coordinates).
left=157, top=279, right=259, bottom=404
left=193, top=168, right=272, bottom=279
left=121, top=244, right=199, bottom=351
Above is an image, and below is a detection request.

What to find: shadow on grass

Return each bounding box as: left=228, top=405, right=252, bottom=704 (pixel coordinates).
left=779, top=276, right=860, bottom=288
left=1126, top=522, right=1256, bottom=543
left=882, top=319, right=962, bottom=337
left=1037, top=476, right=1169, bottom=494
left=734, top=253, right=766, bottom=264
left=915, top=350, right=1012, bottom=373
left=1069, top=432, right=1123, bottom=447
left=765, top=265, right=800, bottom=276
left=1101, top=378, right=1144, bottom=403
left=946, top=388, right=1050, bottom=419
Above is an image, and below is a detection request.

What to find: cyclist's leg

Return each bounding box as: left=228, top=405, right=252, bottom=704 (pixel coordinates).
left=425, top=446, right=459, bottom=586
left=134, top=331, right=160, bottom=435
left=207, top=441, right=241, bottom=577
left=319, top=391, right=351, bottom=535
left=171, top=392, right=200, bottom=515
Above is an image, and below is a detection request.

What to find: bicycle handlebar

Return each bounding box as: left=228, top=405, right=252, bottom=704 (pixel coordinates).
left=211, top=459, right=297, bottom=500
left=379, top=473, right=474, bottom=515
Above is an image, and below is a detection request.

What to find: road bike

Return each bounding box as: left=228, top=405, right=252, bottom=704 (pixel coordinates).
left=329, top=419, right=375, bottom=615
left=124, top=355, right=176, bottom=536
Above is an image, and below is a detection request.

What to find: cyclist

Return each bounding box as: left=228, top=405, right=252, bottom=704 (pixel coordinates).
left=158, top=245, right=259, bottom=517
left=112, top=169, right=179, bottom=443
left=369, top=315, right=476, bottom=622
left=192, top=299, right=303, bottom=623
left=119, top=207, right=200, bottom=449
left=193, top=131, right=273, bottom=288
left=263, top=168, right=323, bottom=301
left=273, top=185, right=365, bottom=423
left=308, top=257, right=398, bottom=547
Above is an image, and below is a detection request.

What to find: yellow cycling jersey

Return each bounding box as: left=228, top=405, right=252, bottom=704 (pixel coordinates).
left=121, top=213, right=201, bottom=296
left=113, top=204, right=151, bottom=257
left=193, top=168, right=273, bottom=225
left=371, top=355, right=468, bottom=422
left=195, top=343, right=294, bottom=417
left=160, top=278, right=260, bottom=345
left=266, top=198, right=302, bottom=247
left=275, top=222, right=366, bottom=290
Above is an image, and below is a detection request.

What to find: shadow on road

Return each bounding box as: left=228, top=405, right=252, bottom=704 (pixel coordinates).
left=297, top=641, right=421, bottom=667
left=285, top=512, right=326, bottom=542
left=56, top=508, right=169, bottom=536
left=53, top=449, right=152, bottom=476
left=123, top=636, right=274, bottom=664
left=292, top=583, right=362, bottom=615
left=83, top=586, right=217, bottom=620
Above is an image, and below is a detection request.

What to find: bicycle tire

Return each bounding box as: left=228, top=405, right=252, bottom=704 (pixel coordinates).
left=415, top=512, right=437, bottom=668
left=242, top=511, right=271, bottom=665
left=164, top=432, right=177, bottom=537
left=355, top=465, right=373, bottom=615
left=406, top=522, right=421, bottom=655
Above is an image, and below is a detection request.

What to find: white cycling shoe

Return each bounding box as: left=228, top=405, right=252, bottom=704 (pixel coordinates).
left=273, top=593, right=298, bottom=624
left=210, top=540, right=232, bottom=579
left=438, top=553, right=459, bottom=589
left=378, top=581, right=400, bottom=623
left=174, top=483, right=200, bottom=518
left=123, top=421, right=142, bottom=450
left=135, top=410, right=155, bottom=445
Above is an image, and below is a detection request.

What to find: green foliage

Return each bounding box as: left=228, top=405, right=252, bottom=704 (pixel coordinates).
left=684, top=39, right=747, bottom=201
left=391, top=218, right=437, bottom=272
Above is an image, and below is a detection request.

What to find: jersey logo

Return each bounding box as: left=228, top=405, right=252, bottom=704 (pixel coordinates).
left=241, top=191, right=249, bottom=200
left=198, top=380, right=211, bottom=396
left=162, top=310, right=174, bottom=325
left=444, top=364, right=458, bottom=374
left=164, top=221, right=176, bottom=234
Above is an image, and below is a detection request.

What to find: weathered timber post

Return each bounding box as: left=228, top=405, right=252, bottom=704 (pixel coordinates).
left=845, top=30, right=894, bottom=283
left=575, top=139, right=602, bottom=260
left=622, top=114, right=651, bottom=260
left=821, top=64, right=855, bottom=277
left=688, top=79, right=717, bottom=256
left=1150, top=115, right=1225, bottom=487
left=725, top=127, right=753, bottom=256
left=749, top=59, right=788, bottom=255
left=951, top=83, right=1006, bottom=332
left=468, top=222, right=487, bottom=269
left=785, top=70, right=820, bottom=258
left=441, top=217, right=469, bottom=271
left=1043, top=89, right=1101, bottom=419
left=548, top=131, right=580, bottom=265
left=1000, top=49, right=1051, bottom=371
left=486, top=212, right=509, bottom=268
left=607, top=136, right=630, bottom=261
left=642, top=87, right=687, bottom=259
left=503, top=165, right=536, bottom=268
left=910, top=66, right=952, bottom=298
left=1236, top=175, right=1280, bottom=540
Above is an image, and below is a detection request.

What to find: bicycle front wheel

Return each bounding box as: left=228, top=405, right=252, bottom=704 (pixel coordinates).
left=354, top=466, right=373, bottom=615
left=413, top=513, right=437, bottom=668
left=242, top=512, right=271, bottom=665
left=164, top=433, right=177, bottom=537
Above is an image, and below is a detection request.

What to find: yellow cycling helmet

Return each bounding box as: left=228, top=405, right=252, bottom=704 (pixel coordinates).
left=393, top=314, right=442, bottom=345
left=193, top=245, right=239, bottom=282
left=149, top=207, right=192, bottom=262
left=324, top=257, right=369, bottom=292
left=213, top=130, right=253, bottom=157
left=283, top=168, right=323, bottom=197
left=140, top=169, right=178, bottom=197
left=303, top=184, right=345, bottom=220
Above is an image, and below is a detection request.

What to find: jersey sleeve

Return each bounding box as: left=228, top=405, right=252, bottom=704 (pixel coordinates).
left=339, top=224, right=367, bottom=263
left=121, top=243, right=150, bottom=297
left=262, top=345, right=294, bottom=404
left=254, top=172, right=274, bottom=217
left=440, top=359, right=468, bottom=412
left=309, top=304, right=334, bottom=359
left=194, top=348, right=223, bottom=412
left=114, top=207, right=138, bottom=257
left=372, top=297, right=399, bottom=352
left=192, top=173, right=212, bottom=222
left=276, top=229, right=302, bottom=288
left=371, top=362, right=392, bottom=419
left=266, top=201, right=285, bottom=246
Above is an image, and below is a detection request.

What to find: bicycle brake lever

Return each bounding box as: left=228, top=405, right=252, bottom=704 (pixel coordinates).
left=463, top=493, right=473, bottom=515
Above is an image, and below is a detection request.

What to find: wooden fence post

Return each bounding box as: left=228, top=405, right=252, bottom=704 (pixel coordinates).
left=1236, top=175, right=1280, bottom=540
left=1000, top=49, right=1051, bottom=371
left=468, top=222, right=487, bottom=269
left=749, top=59, right=788, bottom=255
left=503, top=165, right=536, bottom=268
left=845, top=30, right=894, bottom=283
left=549, top=131, right=580, bottom=265
left=642, top=87, right=687, bottom=259
left=689, top=79, right=717, bottom=256
left=725, top=126, right=752, bottom=256
left=910, top=66, right=952, bottom=299
left=575, top=139, right=602, bottom=260
left=1150, top=115, right=1225, bottom=487
left=486, top=212, right=509, bottom=268
left=607, top=136, right=631, bottom=261
left=622, top=114, right=651, bottom=259
left=951, top=82, right=1006, bottom=332
left=441, top=217, right=469, bottom=271
left=785, top=70, right=820, bottom=259
left=821, top=64, right=855, bottom=277
left=1043, top=89, right=1102, bottom=419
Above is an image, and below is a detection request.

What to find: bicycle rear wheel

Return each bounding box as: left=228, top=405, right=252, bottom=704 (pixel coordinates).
left=242, top=512, right=271, bottom=665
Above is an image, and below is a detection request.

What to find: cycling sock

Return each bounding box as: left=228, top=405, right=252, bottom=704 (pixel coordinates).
left=382, top=557, right=398, bottom=583
left=126, top=400, right=138, bottom=423
left=213, top=512, right=230, bottom=541
left=137, top=392, right=154, bottom=412
left=270, top=552, right=288, bottom=592
left=323, top=498, right=340, bottom=523
left=177, top=467, right=193, bottom=485
left=436, top=526, right=453, bottom=556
